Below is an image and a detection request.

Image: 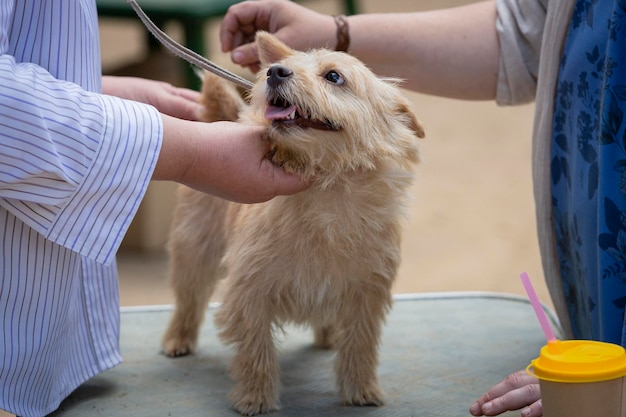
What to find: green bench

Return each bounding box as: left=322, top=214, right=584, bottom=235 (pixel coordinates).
left=96, top=0, right=359, bottom=89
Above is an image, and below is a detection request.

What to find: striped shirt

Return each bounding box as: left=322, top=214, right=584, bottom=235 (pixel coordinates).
left=0, top=1, right=163, bottom=416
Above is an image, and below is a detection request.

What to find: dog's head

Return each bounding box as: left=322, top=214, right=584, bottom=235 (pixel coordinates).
left=240, top=32, right=424, bottom=185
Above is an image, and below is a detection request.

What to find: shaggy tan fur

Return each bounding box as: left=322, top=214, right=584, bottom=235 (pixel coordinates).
left=162, top=32, right=424, bottom=416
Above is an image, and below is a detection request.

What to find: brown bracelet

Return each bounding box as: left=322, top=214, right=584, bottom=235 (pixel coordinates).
left=334, top=14, right=350, bottom=52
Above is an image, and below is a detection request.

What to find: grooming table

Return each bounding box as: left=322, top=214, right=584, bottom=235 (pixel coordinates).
left=50, top=292, right=560, bottom=417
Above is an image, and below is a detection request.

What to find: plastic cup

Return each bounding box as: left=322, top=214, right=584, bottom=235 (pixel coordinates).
left=527, top=340, right=626, bottom=416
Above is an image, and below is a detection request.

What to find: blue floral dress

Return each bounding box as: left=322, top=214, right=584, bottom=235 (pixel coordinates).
left=551, top=0, right=626, bottom=345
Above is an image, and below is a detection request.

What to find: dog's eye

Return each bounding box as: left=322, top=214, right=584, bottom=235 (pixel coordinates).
left=324, top=71, right=344, bottom=85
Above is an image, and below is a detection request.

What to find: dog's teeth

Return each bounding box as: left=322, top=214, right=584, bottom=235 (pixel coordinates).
left=289, top=110, right=296, bottom=119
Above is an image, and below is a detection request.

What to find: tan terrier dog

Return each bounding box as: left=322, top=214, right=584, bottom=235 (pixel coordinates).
left=162, top=32, right=424, bottom=416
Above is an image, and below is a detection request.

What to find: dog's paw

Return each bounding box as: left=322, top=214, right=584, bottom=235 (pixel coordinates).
left=343, top=385, right=385, bottom=407
left=161, top=336, right=195, bottom=357
left=232, top=396, right=280, bottom=416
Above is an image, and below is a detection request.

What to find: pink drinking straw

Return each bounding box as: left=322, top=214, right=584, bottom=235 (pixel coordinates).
left=520, top=272, right=557, bottom=343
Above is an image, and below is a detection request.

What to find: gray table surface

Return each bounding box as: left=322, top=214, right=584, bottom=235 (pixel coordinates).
left=50, top=292, right=560, bottom=417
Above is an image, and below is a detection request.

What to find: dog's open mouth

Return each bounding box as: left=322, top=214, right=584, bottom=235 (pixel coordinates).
left=265, top=96, right=341, bottom=131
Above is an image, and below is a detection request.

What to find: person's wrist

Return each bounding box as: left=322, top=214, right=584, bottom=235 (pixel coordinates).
left=154, top=114, right=197, bottom=183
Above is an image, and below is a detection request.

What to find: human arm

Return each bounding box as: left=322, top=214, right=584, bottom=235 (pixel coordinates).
left=470, top=370, right=542, bottom=417
left=100, top=75, right=308, bottom=201
left=154, top=115, right=309, bottom=203
left=100, top=76, right=308, bottom=201
left=220, top=0, right=500, bottom=100
left=0, top=58, right=307, bottom=264
left=101, top=76, right=204, bottom=120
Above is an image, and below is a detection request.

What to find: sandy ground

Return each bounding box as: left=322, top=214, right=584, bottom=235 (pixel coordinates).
left=102, top=0, right=551, bottom=308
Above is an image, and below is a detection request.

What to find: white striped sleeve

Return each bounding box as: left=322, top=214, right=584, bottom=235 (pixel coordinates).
left=0, top=55, right=163, bottom=265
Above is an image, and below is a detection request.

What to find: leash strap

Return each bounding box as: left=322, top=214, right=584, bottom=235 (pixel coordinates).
left=126, top=0, right=254, bottom=90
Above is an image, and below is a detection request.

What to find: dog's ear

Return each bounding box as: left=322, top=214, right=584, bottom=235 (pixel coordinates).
left=256, top=31, right=294, bottom=66
left=396, top=102, right=425, bottom=139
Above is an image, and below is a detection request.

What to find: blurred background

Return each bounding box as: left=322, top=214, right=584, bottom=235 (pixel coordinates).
left=100, top=0, right=550, bottom=308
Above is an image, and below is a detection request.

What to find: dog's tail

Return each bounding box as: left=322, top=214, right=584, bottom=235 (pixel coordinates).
left=197, top=71, right=246, bottom=123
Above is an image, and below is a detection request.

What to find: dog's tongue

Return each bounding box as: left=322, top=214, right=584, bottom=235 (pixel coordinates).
left=265, top=104, right=296, bottom=120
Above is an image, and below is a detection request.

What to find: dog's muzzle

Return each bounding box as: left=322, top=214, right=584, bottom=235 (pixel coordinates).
left=264, top=65, right=341, bottom=131
left=267, top=65, right=293, bottom=88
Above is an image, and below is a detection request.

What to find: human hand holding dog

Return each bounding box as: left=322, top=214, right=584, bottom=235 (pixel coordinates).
left=470, top=370, right=542, bottom=417
left=220, top=0, right=336, bottom=73
left=103, top=76, right=307, bottom=202
left=220, top=0, right=499, bottom=99
left=102, top=76, right=204, bottom=120
left=154, top=115, right=309, bottom=203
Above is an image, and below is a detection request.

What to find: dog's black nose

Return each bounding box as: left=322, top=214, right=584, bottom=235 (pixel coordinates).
left=267, top=65, right=293, bottom=87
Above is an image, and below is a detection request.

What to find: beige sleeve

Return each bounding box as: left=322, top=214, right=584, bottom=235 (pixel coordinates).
left=495, top=0, right=548, bottom=105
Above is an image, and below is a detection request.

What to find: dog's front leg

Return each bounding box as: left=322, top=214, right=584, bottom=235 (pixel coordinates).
left=162, top=190, right=230, bottom=357
left=161, top=250, right=221, bottom=357
left=334, top=284, right=390, bottom=407
left=216, top=296, right=281, bottom=416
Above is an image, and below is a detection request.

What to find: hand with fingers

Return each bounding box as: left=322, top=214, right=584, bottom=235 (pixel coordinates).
left=102, top=76, right=205, bottom=121
left=220, top=0, right=337, bottom=73
left=470, top=370, right=542, bottom=417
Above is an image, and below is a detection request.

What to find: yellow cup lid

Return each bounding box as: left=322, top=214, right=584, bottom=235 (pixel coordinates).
left=528, top=340, right=626, bottom=383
